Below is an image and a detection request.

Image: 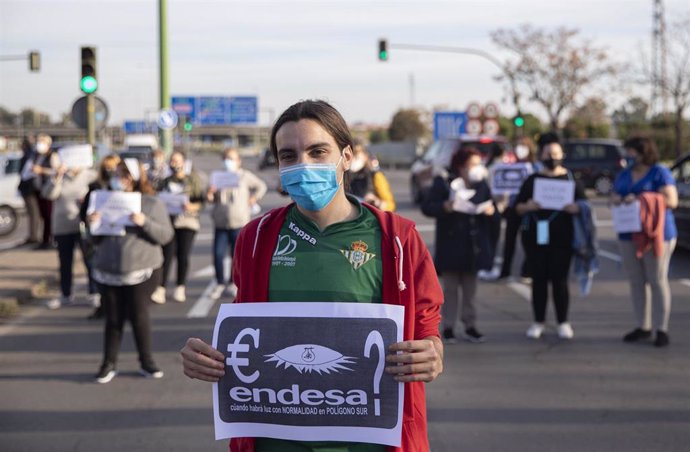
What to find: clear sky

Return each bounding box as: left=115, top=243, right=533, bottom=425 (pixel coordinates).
left=0, top=0, right=687, bottom=126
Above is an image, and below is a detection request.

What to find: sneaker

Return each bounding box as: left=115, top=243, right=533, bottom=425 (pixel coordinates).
left=478, top=269, right=500, bottom=281
left=46, top=295, right=73, bottom=310
left=95, top=363, right=117, bottom=384
left=463, top=327, right=486, bottom=343
left=151, top=286, right=166, bottom=304
left=227, top=282, right=238, bottom=298
left=209, top=284, right=225, bottom=300
left=526, top=323, right=545, bottom=339
left=88, top=293, right=101, bottom=308
left=140, top=363, right=164, bottom=379
left=623, top=328, right=652, bottom=343
left=654, top=331, right=670, bottom=348
left=557, top=322, right=574, bottom=340
left=173, top=285, right=186, bottom=303
left=520, top=277, right=533, bottom=285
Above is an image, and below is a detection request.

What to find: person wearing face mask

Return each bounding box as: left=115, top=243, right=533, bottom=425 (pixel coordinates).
left=30, top=134, right=56, bottom=250
left=207, top=148, right=267, bottom=300
left=421, top=147, right=496, bottom=344
left=611, top=136, right=678, bottom=347
left=80, top=154, right=122, bottom=319
left=348, top=141, right=396, bottom=212
left=147, top=148, right=169, bottom=188
left=151, top=150, right=204, bottom=304
left=87, top=159, right=174, bottom=383
left=17, top=136, right=43, bottom=246
left=180, top=100, right=443, bottom=452
left=41, top=149, right=99, bottom=310
left=515, top=141, right=586, bottom=340
left=498, top=136, right=537, bottom=280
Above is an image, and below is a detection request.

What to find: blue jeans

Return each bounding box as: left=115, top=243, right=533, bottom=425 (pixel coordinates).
left=213, top=228, right=241, bottom=285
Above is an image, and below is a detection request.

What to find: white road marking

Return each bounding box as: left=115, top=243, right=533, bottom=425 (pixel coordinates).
left=192, top=265, right=215, bottom=278
left=186, top=280, right=218, bottom=318
left=679, top=279, right=690, bottom=289
left=598, top=249, right=622, bottom=263
left=415, top=224, right=434, bottom=232
left=507, top=281, right=531, bottom=302
left=196, top=232, right=213, bottom=242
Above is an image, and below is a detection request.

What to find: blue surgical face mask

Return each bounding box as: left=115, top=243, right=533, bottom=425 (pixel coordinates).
left=625, top=156, right=637, bottom=168
left=279, top=157, right=343, bottom=211
left=109, top=177, right=124, bottom=191
left=224, top=159, right=238, bottom=172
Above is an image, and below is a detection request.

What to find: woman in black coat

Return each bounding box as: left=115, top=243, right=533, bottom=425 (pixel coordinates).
left=422, top=147, right=497, bottom=343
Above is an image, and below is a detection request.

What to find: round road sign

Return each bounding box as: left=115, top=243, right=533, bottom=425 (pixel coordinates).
left=157, top=109, right=179, bottom=130
left=483, top=119, right=500, bottom=136
left=466, top=102, right=482, bottom=119
left=483, top=102, right=500, bottom=119
left=466, top=119, right=482, bottom=136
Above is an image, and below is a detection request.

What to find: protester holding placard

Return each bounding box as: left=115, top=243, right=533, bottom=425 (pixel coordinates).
left=498, top=136, right=537, bottom=280
left=348, top=141, right=397, bottom=212
left=421, top=147, right=496, bottom=344
left=515, top=142, right=586, bottom=340
left=41, top=154, right=99, bottom=310
left=152, top=150, right=204, bottom=304
left=611, top=136, right=678, bottom=347
left=207, top=148, right=267, bottom=300
left=87, top=159, right=174, bottom=383
left=180, top=100, right=443, bottom=452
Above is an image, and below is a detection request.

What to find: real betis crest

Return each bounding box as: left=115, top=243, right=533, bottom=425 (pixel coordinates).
left=340, top=240, right=376, bottom=270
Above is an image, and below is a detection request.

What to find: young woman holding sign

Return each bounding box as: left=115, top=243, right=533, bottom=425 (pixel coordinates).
left=87, top=159, right=174, bottom=383
left=180, top=100, right=443, bottom=452
left=515, top=142, right=586, bottom=340
left=611, top=136, right=678, bottom=347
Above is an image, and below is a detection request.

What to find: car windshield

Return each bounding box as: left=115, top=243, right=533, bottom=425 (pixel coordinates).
left=5, top=157, right=22, bottom=175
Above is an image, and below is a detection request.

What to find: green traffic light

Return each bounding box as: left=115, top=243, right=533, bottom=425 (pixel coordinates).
left=80, top=76, right=98, bottom=93
left=513, top=116, right=525, bottom=127
left=379, top=51, right=388, bottom=61
left=184, top=122, right=193, bottom=132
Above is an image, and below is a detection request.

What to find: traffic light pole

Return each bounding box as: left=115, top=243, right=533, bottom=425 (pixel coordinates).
left=159, top=0, right=172, bottom=154
left=86, top=93, right=96, bottom=146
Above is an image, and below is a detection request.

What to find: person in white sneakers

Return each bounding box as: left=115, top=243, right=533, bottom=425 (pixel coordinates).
left=207, top=148, right=267, bottom=300
left=153, top=150, right=205, bottom=304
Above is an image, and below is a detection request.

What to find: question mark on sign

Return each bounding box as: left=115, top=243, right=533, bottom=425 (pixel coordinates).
left=364, top=330, right=385, bottom=416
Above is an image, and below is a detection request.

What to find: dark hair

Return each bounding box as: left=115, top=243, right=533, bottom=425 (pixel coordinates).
left=623, top=136, right=659, bottom=166
left=269, top=100, right=354, bottom=159
left=451, top=147, right=482, bottom=172
left=537, top=131, right=560, bottom=151
left=170, top=149, right=187, bottom=161
left=118, top=160, right=155, bottom=195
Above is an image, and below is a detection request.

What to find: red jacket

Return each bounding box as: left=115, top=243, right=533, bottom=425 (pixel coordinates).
left=632, top=192, right=666, bottom=258
left=229, top=202, right=443, bottom=452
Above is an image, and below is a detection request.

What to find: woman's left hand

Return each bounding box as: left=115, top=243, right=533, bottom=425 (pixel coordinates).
left=385, top=337, right=443, bottom=383
left=130, top=212, right=146, bottom=226
left=483, top=204, right=496, bottom=216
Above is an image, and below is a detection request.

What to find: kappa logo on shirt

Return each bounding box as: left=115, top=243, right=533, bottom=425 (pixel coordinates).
left=288, top=222, right=317, bottom=245
left=272, top=235, right=297, bottom=267
left=340, top=240, right=376, bottom=270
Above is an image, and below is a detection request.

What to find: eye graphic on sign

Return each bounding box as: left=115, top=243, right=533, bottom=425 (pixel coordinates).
left=265, top=344, right=355, bottom=374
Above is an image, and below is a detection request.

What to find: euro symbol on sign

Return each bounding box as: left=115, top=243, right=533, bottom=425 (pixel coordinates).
left=226, top=328, right=260, bottom=383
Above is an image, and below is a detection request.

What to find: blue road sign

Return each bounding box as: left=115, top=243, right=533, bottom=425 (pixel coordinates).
left=123, top=120, right=157, bottom=134
left=433, top=112, right=468, bottom=141
left=171, top=96, right=258, bottom=125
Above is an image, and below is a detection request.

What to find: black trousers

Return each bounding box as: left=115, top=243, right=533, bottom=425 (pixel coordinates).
left=161, top=228, right=196, bottom=287
left=525, top=246, right=573, bottom=324
left=37, top=197, right=52, bottom=245
left=55, top=233, right=97, bottom=297
left=100, top=275, right=158, bottom=367
left=22, top=192, right=41, bottom=242
left=500, top=207, right=530, bottom=278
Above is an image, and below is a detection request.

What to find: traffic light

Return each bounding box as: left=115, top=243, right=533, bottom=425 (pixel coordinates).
left=80, top=46, right=97, bottom=94
left=29, top=51, right=40, bottom=72
left=513, top=113, right=525, bottom=128
left=378, top=39, right=388, bottom=61
left=183, top=120, right=193, bottom=132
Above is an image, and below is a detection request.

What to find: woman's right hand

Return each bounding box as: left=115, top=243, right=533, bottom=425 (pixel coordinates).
left=524, top=199, right=541, bottom=212
left=180, top=337, right=226, bottom=382
left=87, top=211, right=101, bottom=224
left=206, top=186, right=217, bottom=203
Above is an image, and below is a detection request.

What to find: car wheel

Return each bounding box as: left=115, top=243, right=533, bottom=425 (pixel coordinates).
left=594, top=175, right=613, bottom=196
left=0, top=205, right=18, bottom=237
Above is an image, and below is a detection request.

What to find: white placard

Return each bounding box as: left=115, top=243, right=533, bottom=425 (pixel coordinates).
left=533, top=178, right=575, bottom=211
left=158, top=192, right=188, bottom=216
left=58, top=144, right=93, bottom=169
left=611, top=201, right=642, bottom=233
left=211, top=170, right=240, bottom=189
left=87, top=190, right=141, bottom=236
left=490, top=163, right=533, bottom=195
left=212, top=302, right=404, bottom=446
left=452, top=198, right=493, bottom=215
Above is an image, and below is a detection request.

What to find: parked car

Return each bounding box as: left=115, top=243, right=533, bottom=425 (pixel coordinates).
left=410, top=135, right=509, bottom=203
left=562, top=139, right=627, bottom=196
left=0, top=151, right=25, bottom=237
left=671, top=152, right=690, bottom=250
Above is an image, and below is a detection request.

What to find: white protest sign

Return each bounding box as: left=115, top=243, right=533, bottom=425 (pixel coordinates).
left=158, top=192, right=188, bottom=216
left=212, top=302, right=404, bottom=446
left=58, top=144, right=93, bottom=169
left=611, top=201, right=642, bottom=233
left=87, top=190, right=141, bottom=236
left=452, top=198, right=493, bottom=215
left=490, top=163, right=533, bottom=195
left=533, top=178, right=575, bottom=211
left=211, top=170, right=240, bottom=190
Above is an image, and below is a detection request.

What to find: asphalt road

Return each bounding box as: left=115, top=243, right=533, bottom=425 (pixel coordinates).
left=1, top=153, right=689, bottom=452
